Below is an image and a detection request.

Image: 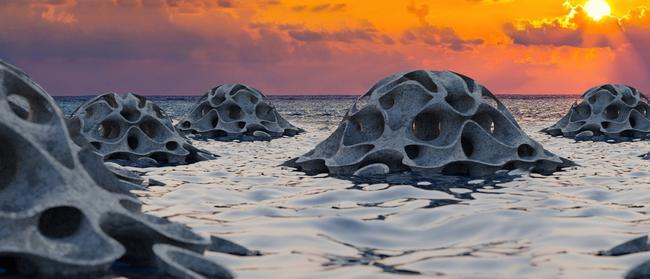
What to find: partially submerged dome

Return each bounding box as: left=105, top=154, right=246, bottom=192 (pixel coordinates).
left=285, top=70, right=573, bottom=177
left=0, top=60, right=232, bottom=278
left=69, top=93, right=215, bottom=167
left=176, top=84, right=303, bottom=141
left=542, top=84, right=650, bottom=141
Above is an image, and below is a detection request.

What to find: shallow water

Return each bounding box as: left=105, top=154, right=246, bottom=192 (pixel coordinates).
left=56, top=96, right=650, bottom=278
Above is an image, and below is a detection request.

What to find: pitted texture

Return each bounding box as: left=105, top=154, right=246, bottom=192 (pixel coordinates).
left=542, top=84, right=650, bottom=141
left=285, top=70, right=573, bottom=177
left=69, top=93, right=215, bottom=167
left=0, top=61, right=232, bottom=278
left=176, top=84, right=303, bottom=141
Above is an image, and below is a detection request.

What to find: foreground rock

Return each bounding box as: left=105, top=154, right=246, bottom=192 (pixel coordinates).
left=542, top=84, right=650, bottom=141
left=285, top=70, right=573, bottom=177
left=69, top=93, right=216, bottom=167
left=0, top=60, right=232, bottom=278
left=176, top=83, right=303, bottom=141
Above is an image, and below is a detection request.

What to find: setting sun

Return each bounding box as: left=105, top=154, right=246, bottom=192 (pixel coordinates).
left=584, top=0, right=612, bottom=21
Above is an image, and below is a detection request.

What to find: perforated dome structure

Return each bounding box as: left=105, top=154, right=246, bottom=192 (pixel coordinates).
left=176, top=83, right=303, bottom=141
left=542, top=84, right=650, bottom=141
left=284, top=70, right=573, bottom=177
left=0, top=61, right=232, bottom=278
left=69, top=93, right=216, bottom=167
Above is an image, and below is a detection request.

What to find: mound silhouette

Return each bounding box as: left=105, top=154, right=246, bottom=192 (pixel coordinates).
left=285, top=70, right=573, bottom=177
left=176, top=84, right=303, bottom=141
left=542, top=84, right=650, bottom=141
left=69, top=93, right=215, bottom=167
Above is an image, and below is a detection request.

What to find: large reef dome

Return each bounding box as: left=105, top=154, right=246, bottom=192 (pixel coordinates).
left=542, top=84, right=650, bottom=141
left=0, top=60, right=232, bottom=278
left=285, top=70, right=574, bottom=177
left=69, top=93, right=216, bottom=167
left=175, top=83, right=303, bottom=141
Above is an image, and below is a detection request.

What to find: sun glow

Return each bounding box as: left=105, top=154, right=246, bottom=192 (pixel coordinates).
left=583, top=0, right=612, bottom=21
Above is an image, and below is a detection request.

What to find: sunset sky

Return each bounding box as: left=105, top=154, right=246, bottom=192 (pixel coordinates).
left=1, top=0, right=649, bottom=96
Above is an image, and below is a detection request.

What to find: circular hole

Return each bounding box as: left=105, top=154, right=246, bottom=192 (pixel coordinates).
left=84, top=106, right=95, bottom=117
left=570, top=103, right=591, bottom=121
left=98, top=121, right=120, bottom=139
left=211, top=116, right=219, bottom=128
left=166, top=141, right=178, bottom=150
left=342, top=108, right=385, bottom=146
left=7, top=94, right=30, bottom=120
left=38, top=206, right=83, bottom=239
left=461, top=136, right=474, bottom=157
left=233, top=90, right=259, bottom=105
left=255, top=103, right=276, bottom=122
left=238, top=122, right=246, bottom=129
left=412, top=112, right=441, bottom=141
left=127, top=135, right=139, bottom=150
left=472, top=112, right=495, bottom=134
left=227, top=105, right=243, bottom=120
left=404, top=145, right=421, bottom=160
left=517, top=144, right=536, bottom=158
left=135, top=95, right=147, bottom=108
left=181, top=121, right=191, bottom=128
left=120, top=108, right=141, bottom=122
left=605, top=105, right=620, bottom=120
left=150, top=152, right=169, bottom=164
left=379, top=94, right=395, bottom=109
left=211, top=95, right=226, bottom=106
left=623, top=94, right=637, bottom=106
left=102, top=94, right=118, bottom=108
left=445, top=93, right=475, bottom=113
left=404, top=71, right=439, bottom=92
left=139, top=121, right=161, bottom=139
left=6, top=90, right=54, bottom=123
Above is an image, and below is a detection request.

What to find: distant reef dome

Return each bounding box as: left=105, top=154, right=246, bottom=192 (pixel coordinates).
left=542, top=84, right=650, bottom=141
left=175, top=83, right=303, bottom=141
left=69, top=93, right=216, bottom=167
left=284, top=70, right=574, bottom=177
left=0, top=60, right=233, bottom=278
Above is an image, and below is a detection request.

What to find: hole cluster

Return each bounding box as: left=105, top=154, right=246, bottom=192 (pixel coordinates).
left=175, top=84, right=303, bottom=141
left=288, top=70, right=570, bottom=177
left=544, top=84, right=650, bottom=141
left=70, top=93, right=214, bottom=166
left=38, top=206, right=83, bottom=239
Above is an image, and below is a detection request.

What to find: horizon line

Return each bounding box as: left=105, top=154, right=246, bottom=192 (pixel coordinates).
left=52, top=93, right=583, bottom=98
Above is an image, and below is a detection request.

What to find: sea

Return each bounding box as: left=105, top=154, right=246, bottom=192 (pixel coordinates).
left=55, top=95, right=650, bottom=279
